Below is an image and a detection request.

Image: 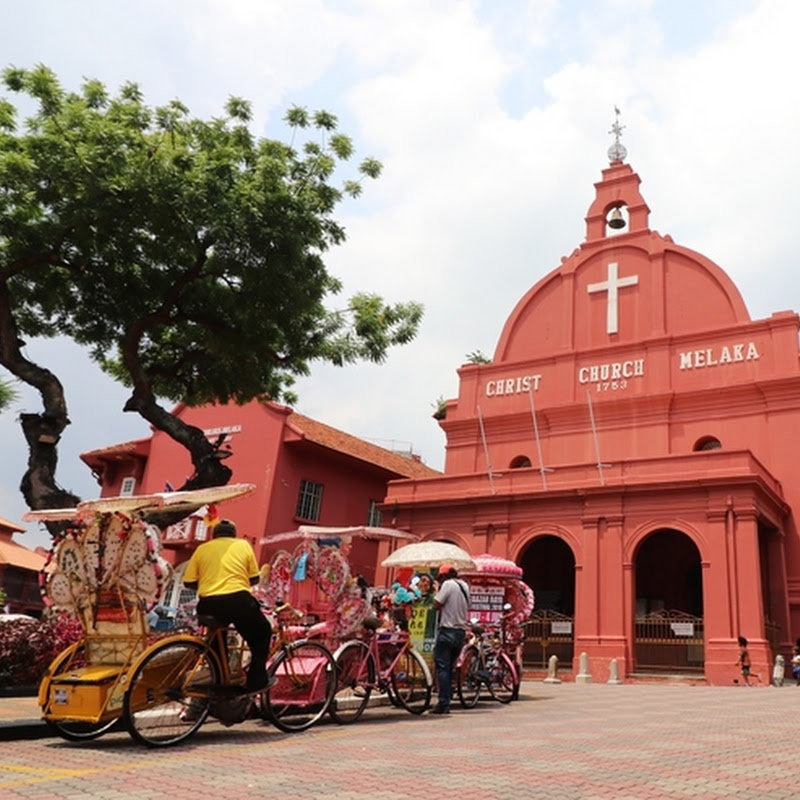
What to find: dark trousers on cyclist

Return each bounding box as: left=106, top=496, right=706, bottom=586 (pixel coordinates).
left=196, top=590, right=272, bottom=691
left=434, top=626, right=466, bottom=710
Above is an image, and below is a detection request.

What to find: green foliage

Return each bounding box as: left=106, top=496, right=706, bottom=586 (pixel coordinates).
left=0, top=65, right=422, bottom=413
left=432, top=395, right=447, bottom=420
left=0, top=378, right=19, bottom=410
left=465, top=350, right=491, bottom=364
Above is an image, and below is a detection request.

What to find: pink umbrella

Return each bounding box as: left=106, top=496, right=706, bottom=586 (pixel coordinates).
left=460, top=553, right=523, bottom=578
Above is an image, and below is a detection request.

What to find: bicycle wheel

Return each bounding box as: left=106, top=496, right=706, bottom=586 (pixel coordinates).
left=487, top=650, right=517, bottom=704
left=456, top=645, right=482, bottom=709
left=330, top=640, right=375, bottom=724
left=42, top=643, right=121, bottom=741
left=263, top=640, right=336, bottom=732
left=390, top=648, right=432, bottom=715
left=48, top=716, right=121, bottom=741
left=124, top=638, right=219, bottom=747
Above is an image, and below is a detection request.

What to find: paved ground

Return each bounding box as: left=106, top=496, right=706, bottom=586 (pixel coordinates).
left=0, top=681, right=798, bottom=799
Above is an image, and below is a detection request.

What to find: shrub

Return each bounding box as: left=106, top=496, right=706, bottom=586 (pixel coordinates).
left=0, top=612, right=83, bottom=688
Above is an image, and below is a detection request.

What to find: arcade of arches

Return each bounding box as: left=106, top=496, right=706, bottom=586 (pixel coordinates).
left=383, top=152, right=799, bottom=685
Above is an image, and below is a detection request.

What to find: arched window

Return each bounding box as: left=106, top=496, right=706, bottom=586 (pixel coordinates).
left=510, top=455, right=532, bottom=469
left=693, top=436, right=721, bottom=452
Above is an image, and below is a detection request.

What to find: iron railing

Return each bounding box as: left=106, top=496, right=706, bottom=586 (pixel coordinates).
left=634, top=610, right=704, bottom=672
left=522, top=610, right=575, bottom=670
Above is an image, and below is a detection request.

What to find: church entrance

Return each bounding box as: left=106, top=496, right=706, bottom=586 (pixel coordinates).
left=633, top=529, right=704, bottom=673
left=519, top=535, right=575, bottom=669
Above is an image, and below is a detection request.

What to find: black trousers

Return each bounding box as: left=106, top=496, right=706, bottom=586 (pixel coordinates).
left=196, top=591, right=272, bottom=690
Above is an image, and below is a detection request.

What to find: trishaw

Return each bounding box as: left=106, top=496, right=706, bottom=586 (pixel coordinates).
left=459, top=553, right=535, bottom=701
left=28, top=485, right=337, bottom=746
left=258, top=525, right=434, bottom=720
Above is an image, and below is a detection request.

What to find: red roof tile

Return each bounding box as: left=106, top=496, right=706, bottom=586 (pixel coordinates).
left=0, top=539, right=46, bottom=571
left=286, top=412, right=440, bottom=479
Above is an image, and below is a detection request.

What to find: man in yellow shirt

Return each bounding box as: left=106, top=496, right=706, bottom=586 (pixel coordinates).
left=183, top=519, right=272, bottom=693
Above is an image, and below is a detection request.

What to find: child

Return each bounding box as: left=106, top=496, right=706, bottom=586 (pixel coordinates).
left=736, top=636, right=761, bottom=685
left=791, top=644, right=800, bottom=686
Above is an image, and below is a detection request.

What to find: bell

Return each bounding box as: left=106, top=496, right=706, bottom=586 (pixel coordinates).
left=608, top=208, right=626, bottom=229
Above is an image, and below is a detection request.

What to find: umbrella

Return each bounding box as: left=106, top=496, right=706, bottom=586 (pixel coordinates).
left=460, top=553, right=523, bottom=579
left=259, top=524, right=418, bottom=546
left=381, top=541, right=476, bottom=571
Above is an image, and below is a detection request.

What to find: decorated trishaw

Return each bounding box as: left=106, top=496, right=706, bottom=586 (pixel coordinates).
left=460, top=553, right=535, bottom=698
left=26, top=484, right=306, bottom=744
left=257, top=528, right=438, bottom=721
left=257, top=524, right=419, bottom=646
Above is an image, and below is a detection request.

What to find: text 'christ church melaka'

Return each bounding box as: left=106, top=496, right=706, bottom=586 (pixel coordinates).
left=384, top=116, right=800, bottom=685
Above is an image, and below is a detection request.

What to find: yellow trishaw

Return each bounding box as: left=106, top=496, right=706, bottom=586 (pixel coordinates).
left=26, top=484, right=255, bottom=742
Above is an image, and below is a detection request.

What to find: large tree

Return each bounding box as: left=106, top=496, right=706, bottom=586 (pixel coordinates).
left=0, top=65, right=422, bottom=515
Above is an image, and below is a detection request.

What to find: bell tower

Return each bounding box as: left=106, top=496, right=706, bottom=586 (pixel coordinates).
left=584, top=108, right=650, bottom=241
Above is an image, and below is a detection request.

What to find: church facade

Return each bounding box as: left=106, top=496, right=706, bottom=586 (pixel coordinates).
left=383, top=145, right=798, bottom=685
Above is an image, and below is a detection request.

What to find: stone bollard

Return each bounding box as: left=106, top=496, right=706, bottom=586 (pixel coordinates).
left=543, top=653, right=561, bottom=684
left=607, top=657, right=623, bottom=685
left=772, top=654, right=785, bottom=687
left=575, top=651, right=593, bottom=684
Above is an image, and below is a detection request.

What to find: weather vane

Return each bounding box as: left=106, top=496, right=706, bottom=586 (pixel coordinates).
left=607, top=105, right=627, bottom=163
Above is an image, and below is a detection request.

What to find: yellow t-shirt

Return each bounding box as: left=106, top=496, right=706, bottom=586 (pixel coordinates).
left=183, top=537, right=260, bottom=597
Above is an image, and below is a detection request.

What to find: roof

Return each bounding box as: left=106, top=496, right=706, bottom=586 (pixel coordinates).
left=286, top=411, right=440, bottom=479
left=0, top=516, right=25, bottom=535
left=80, top=438, right=151, bottom=467
left=0, top=538, right=46, bottom=572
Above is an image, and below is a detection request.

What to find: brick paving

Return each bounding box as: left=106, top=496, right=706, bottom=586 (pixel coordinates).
left=0, top=681, right=797, bottom=799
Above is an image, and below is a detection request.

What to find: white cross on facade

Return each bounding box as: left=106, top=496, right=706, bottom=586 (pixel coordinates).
left=587, top=262, right=638, bottom=335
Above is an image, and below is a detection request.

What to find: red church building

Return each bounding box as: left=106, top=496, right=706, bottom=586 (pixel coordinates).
left=383, top=134, right=798, bottom=685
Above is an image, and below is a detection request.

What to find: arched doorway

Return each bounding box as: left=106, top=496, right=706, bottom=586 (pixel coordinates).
left=518, top=535, right=576, bottom=669
left=633, top=529, right=704, bottom=673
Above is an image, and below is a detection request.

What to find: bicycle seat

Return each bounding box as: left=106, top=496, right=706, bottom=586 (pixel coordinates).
left=362, top=615, right=384, bottom=631
left=470, top=624, right=485, bottom=635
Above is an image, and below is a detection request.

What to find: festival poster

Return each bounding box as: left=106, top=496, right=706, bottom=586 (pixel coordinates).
left=408, top=602, right=437, bottom=668
left=468, top=584, right=506, bottom=624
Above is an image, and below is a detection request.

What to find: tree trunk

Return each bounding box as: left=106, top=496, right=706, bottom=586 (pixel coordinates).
left=123, top=387, right=232, bottom=490
left=0, top=283, right=80, bottom=525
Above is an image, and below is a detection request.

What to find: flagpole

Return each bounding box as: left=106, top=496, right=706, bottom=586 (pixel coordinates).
left=476, top=405, right=496, bottom=495
left=527, top=386, right=550, bottom=489
left=586, top=389, right=610, bottom=485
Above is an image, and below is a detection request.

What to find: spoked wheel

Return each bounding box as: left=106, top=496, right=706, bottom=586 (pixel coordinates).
left=262, top=640, right=336, bottom=732
left=123, top=638, right=219, bottom=747
left=42, top=643, right=121, bottom=741
left=487, top=650, right=517, bottom=704
left=330, top=640, right=375, bottom=724
left=456, top=645, right=482, bottom=709
left=390, top=648, right=432, bottom=714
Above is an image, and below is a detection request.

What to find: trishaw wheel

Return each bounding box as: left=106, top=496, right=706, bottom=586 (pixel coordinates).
left=457, top=646, right=482, bottom=708
left=48, top=718, right=120, bottom=741
left=262, top=640, right=336, bottom=732
left=487, top=650, right=516, bottom=704
left=390, top=649, right=431, bottom=715
left=330, top=640, right=374, bottom=724
left=123, top=638, right=219, bottom=747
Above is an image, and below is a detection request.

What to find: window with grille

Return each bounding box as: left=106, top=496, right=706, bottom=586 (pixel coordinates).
left=296, top=479, right=323, bottom=521
left=367, top=500, right=382, bottom=527
left=120, top=477, right=136, bottom=496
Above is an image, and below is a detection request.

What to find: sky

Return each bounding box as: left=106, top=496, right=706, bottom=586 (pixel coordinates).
left=2, top=0, right=799, bottom=550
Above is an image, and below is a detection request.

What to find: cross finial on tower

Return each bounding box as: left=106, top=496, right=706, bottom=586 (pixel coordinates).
left=607, top=106, right=627, bottom=163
